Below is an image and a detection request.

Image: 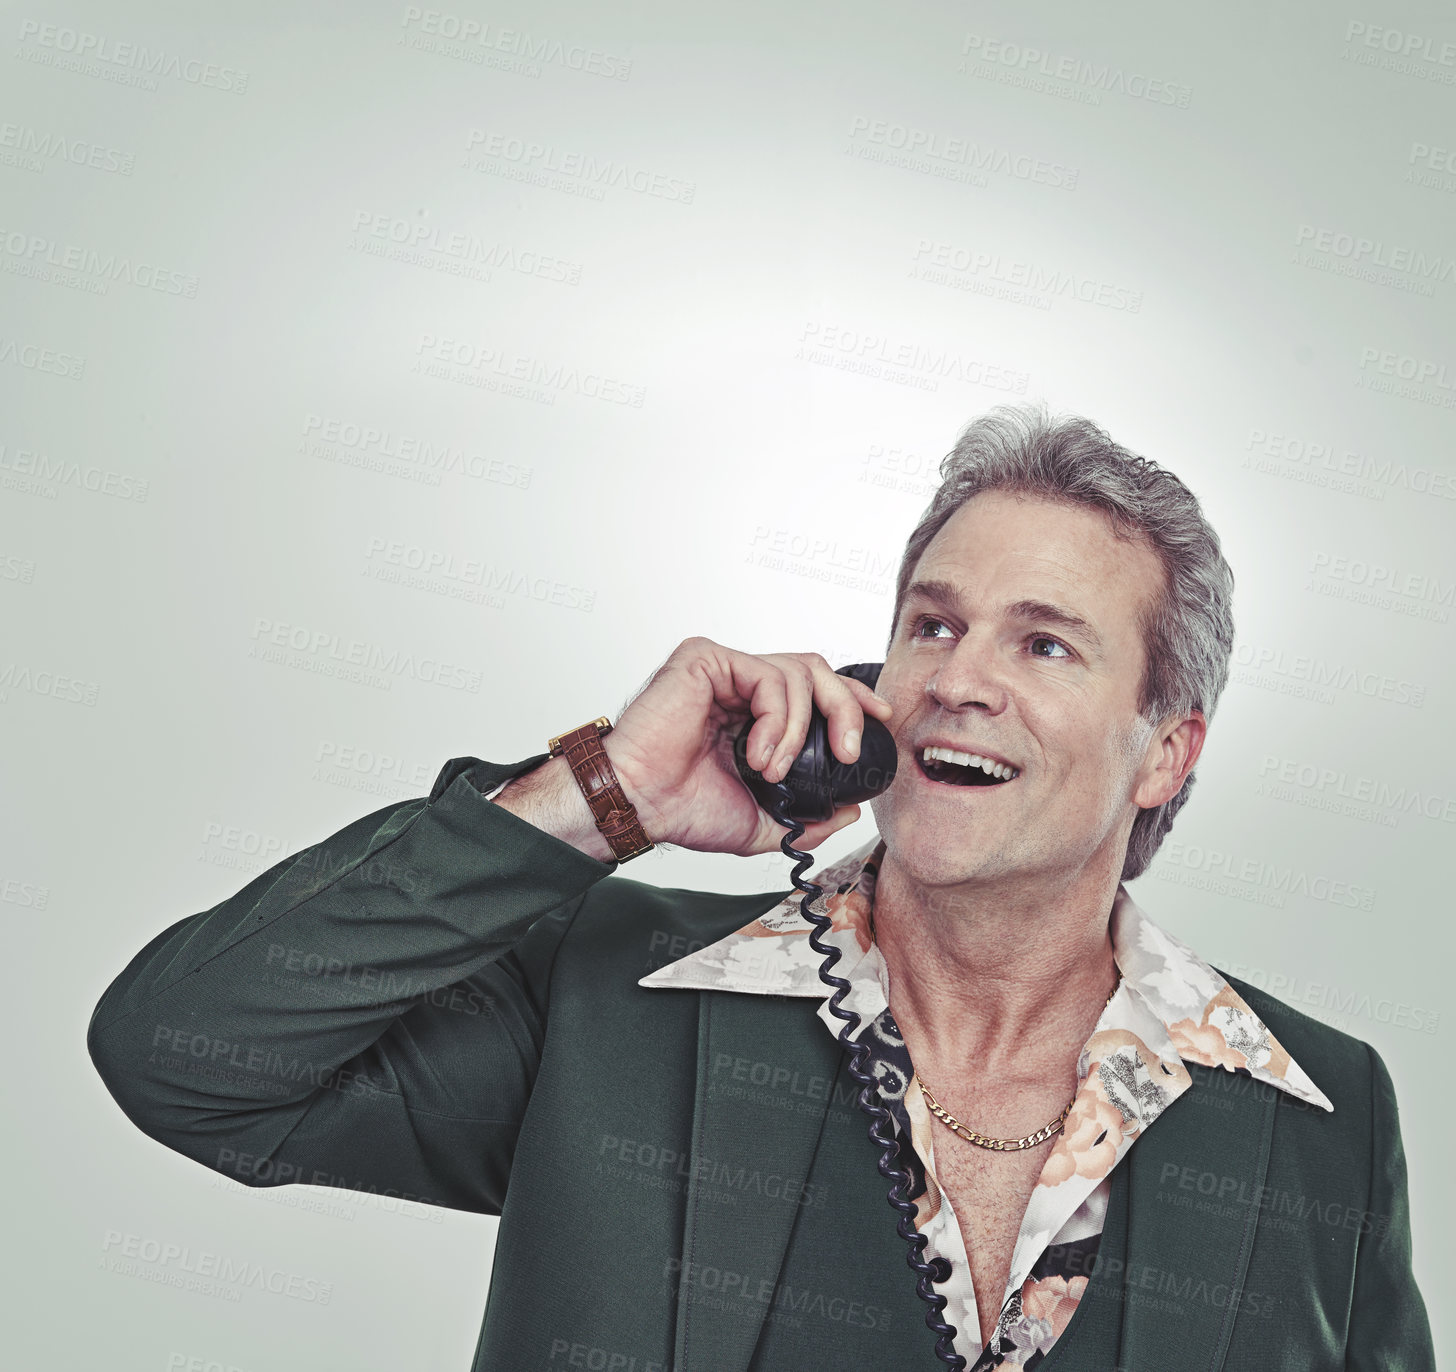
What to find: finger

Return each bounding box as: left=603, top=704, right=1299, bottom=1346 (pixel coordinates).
left=762, top=660, right=815, bottom=784
left=785, top=656, right=879, bottom=767
left=746, top=675, right=791, bottom=774
left=799, top=660, right=874, bottom=766
left=717, top=648, right=791, bottom=773
left=795, top=804, right=863, bottom=850
left=745, top=664, right=803, bottom=786
left=842, top=674, right=894, bottom=719
left=742, top=803, right=861, bottom=858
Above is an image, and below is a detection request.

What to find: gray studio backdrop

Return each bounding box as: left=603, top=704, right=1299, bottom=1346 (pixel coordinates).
left=4, top=2, right=1452, bottom=1368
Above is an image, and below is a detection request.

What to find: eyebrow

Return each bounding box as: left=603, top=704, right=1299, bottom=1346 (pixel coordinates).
left=904, top=579, right=1104, bottom=653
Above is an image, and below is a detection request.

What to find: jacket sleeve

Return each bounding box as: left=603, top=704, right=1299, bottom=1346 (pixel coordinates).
left=86, top=755, right=617, bottom=1217
left=1345, top=1042, right=1436, bottom=1371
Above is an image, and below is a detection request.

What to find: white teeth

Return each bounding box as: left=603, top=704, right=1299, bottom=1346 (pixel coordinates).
left=921, top=745, right=1019, bottom=779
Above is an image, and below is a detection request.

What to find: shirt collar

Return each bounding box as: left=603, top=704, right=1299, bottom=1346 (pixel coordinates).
left=638, top=834, right=1334, bottom=1114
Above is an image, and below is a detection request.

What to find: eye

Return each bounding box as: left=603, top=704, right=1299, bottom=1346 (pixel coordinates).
left=912, top=616, right=955, bottom=640
left=1029, top=635, right=1071, bottom=659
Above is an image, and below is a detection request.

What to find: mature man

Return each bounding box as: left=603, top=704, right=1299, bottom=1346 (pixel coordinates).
left=89, top=405, right=1432, bottom=1370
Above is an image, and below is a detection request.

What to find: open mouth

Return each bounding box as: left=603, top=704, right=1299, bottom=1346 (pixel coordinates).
left=917, top=745, right=1020, bottom=787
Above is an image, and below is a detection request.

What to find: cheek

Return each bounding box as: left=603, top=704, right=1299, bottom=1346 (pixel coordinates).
left=881, top=675, right=922, bottom=725
left=1039, top=722, right=1138, bottom=804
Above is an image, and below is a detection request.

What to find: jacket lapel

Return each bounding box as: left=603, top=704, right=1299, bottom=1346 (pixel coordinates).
left=671, top=988, right=845, bottom=1372
left=1117, top=1064, right=1279, bottom=1372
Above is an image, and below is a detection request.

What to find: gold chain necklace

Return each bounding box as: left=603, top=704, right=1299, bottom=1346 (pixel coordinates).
left=914, top=978, right=1120, bottom=1152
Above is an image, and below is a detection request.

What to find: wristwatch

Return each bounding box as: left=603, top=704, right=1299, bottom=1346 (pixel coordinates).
left=547, top=717, right=655, bottom=862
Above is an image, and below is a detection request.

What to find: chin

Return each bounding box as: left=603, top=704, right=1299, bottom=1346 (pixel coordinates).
left=878, top=813, right=1006, bottom=887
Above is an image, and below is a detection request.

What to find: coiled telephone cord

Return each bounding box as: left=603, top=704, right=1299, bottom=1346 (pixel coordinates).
left=765, top=784, right=969, bottom=1371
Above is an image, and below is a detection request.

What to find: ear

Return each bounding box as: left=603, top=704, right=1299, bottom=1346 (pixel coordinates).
left=1133, top=710, right=1206, bottom=810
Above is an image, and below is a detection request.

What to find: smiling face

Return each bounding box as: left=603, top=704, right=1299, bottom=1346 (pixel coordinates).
left=872, top=488, right=1181, bottom=892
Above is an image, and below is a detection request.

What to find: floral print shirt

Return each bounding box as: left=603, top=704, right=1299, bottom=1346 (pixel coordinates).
left=639, top=836, right=1334, bottom=1369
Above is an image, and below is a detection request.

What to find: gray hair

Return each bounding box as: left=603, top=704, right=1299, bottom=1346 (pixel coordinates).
left=886, top=402, right=1234, bottom=882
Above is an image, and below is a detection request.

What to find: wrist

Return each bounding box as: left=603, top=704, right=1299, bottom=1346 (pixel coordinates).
left=601, top=733, right=667, bottom=848
left=492, top=755, right=619, bottom=863
left=543, top=719, right=656, bottom=862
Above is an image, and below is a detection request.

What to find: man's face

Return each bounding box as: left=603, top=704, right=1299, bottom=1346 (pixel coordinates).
left=871, top=489, right=1172, bottom=891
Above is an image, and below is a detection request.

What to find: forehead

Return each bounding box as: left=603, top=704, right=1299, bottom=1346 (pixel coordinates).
left=909, top=490, right=1163, bottom=643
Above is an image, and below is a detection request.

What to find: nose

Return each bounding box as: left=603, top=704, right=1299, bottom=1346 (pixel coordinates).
left=924, top=636, right=1009, bottom=716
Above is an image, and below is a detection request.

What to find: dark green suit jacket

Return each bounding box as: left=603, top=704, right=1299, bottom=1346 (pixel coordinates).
left=87, top=755, right=1435, bottom=1370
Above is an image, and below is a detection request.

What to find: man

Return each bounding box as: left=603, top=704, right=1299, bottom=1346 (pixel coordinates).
left=88, top=404, right=1433, bottom=1370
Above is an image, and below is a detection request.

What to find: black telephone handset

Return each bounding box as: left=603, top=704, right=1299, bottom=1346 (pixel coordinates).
left=731, top=662, right=899, bottom=822
left=732, top=664, right=968, bottom=1370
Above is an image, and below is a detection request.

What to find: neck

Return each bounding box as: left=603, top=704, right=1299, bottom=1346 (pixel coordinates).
left=872, top=852, right=1122, bottom=1078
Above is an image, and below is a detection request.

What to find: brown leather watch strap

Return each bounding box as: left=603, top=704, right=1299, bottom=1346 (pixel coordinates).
left=547, top=718, right=655, bottom=862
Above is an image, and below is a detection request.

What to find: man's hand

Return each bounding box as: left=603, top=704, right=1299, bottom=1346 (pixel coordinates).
left=493, top=637, right=893, bottom=861
left=600, top=637, right=894, bottom=857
